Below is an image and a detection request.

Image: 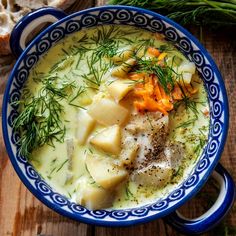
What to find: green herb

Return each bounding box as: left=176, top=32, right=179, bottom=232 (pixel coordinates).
left=134, top=57, right=175, bottom=93
left=47, top=166, right=57, bottom=179
left=135, top=38, right=155, bottom=55
left=76, top=34, right=89, bottom=44
left=56, top=159, right=69, bottom=172
left=49, top=56, right=74, bottom=74
left=159, top=44, right=174, bottom=53
left=81, top=57, right=109, bottom=87
left=174, top=92, right=199, bottom=118
left=90, top=25, right=120, bottom=61
left=91, top=25, right=119, bottom=43
left=146, top=113, right=154, bottom=129
left=93, top=39, right=119, bottom=61
left=85, top=163, right=89, bottom=173
left=172, top=166, right=184, bottom=179
left=61, top=48, right=69, bottom=56
left=176, top=117, right=198, bottom=128
left=125, top=185, right=134, bottom=200
left=67, top=191, right=72, bottom=198
left=109, top=0, right=236, bottom=27
left=68, top=86, right=86, bottom=109
left=88, top=148, right=94, bottom=154
left=13, top=75, right=83, bottom=158
left=193, top=134, right=207, bottom=157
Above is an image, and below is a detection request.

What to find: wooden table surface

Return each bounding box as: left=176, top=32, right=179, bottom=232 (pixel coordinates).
left=0, top=1, right=235, bottom=235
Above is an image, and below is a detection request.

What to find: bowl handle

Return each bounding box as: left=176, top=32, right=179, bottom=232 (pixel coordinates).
left=10, top=7, right=67, bottom=57
left=164, top=163, right=235, bottom=234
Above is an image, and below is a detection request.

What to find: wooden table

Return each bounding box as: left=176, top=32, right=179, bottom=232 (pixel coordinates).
left=0, top=1, right=235, bottom=235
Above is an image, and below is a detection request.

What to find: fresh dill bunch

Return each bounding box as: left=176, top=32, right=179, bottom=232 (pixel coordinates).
left=109, top=0, right=236, bottom=27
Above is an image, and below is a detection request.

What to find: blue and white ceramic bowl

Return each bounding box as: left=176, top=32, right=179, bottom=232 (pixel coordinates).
left=2, top=6, right=235, bottom=234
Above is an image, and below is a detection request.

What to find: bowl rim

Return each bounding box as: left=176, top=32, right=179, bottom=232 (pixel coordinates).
left=2, top=5, right=229, bottom=226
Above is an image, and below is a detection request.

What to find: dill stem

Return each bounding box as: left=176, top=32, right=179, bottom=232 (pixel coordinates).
left=184, top=1, right=236, bottom=10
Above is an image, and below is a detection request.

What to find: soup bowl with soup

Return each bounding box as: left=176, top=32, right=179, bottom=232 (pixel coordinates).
left=2, top=6, right=235, bottom=234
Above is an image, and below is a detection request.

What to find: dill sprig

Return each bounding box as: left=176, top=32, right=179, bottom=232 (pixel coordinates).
left=90, top=25, right=121, bottom=62
left=69, top=86, right=86, bottom=108
left=176, top=117, right=198, bottom=128
left=134, top=57, right=175, bottom=93
left=125, top=185, right=134, bottom=200
left=13, top=76, right=84, bottom=158
left=81, top=57, right=109, bottom=87
left=56, top=159, right=69, bottom=172
left=109, top=0, right=236, bottom=27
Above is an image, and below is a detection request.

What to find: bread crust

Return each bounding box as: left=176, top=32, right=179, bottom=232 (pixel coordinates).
left=0, top=34, right=10, bottom=55
left=0, top=0, right=76, bottom=55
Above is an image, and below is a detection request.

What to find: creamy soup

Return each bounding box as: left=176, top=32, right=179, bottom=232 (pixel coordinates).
left=14, top=25, right=209, bottom=209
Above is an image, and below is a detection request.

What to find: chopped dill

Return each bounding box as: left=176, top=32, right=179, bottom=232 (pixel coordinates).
left=81, top=57, right=109, bottom=87
left=68, top=86, right=86, bottom=108
left=88, top=148, right=93, bottom=154
left=176, top=117, right=198, bottom=129
left=13, top=75, right=85, bottom=158
left=172, top=166, right=184, bottom=180
left=125, top=185, right=134, bottom=200
left=85, top=163, right=89, bottom=173
left=76, top=34, right=89, bottom=44
left=56, top=159, right=69, bottom=172
left=91, top=25, right=120, bottom=44
left=194, top=136, right=207, bottom=158
left=48, top=166, right=57, bottom=178
left=92, top=38, right=119, bottom=62
left=134, top=57, right=175, bottom=93
left=67, top=191, right=72, bottom=198
left=159, top=44, right=174, bottom=53
left=135, top=38, right=155, bottom=53
left=146, top=113, right=154, bottom=129
left=61, top=48, right=69, bottom=56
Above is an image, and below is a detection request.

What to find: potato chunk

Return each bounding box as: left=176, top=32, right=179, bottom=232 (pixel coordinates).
left=77, top=185, right=114, bottom=210
left=179, top=61, right=196, bottom=74
left=132, top=162, right=172, bottom=187
left=112, top=46, right=134, bottom=63
left=77, top=110, right=95, bottom=145
left=90, top=125, right=121, bottom=155
left=87, top=98, right=129, bottom=126
left=86, top=154, right=128, bottom=189
left=182, top=72, right=192, bottom=84
left=111, top=58, right=136, bottom=78
left=107, top=79, right=134, bottom=102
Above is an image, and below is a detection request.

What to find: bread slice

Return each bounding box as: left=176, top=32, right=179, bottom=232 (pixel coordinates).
left=0, top=0, right=76, bottom=55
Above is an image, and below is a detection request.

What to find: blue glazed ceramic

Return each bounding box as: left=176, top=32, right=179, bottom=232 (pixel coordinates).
left=2, top=6, right=235, bottom=234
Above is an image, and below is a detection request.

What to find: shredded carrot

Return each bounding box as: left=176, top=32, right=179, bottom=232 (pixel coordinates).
left=154, top=82, right=162, bottom=100
left=147, top=47, right=160, bottom=57
left=132, top=75, right=173, bottom=114
left=134, top=98, right=168, bottom=115
left=160, top=98, right=174, bottom=111
left=202, top=107, right=209, bottom=117
left=130, top=70, right=197, bottom=115
left=129, top=72, right=145, bottom=80
left=172, top=85, right=183, bottom=100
